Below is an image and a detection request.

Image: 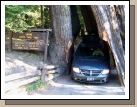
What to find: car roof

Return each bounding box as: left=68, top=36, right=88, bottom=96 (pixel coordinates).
left=79, top=42, right=103, bottom=48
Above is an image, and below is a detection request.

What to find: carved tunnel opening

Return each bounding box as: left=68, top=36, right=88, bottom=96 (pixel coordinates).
left=68, top=5, right=118, bottom=83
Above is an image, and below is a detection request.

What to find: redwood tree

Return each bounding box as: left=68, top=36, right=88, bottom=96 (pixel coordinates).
left=91, top=5, right=125, bottom=86
left=48, top=5, right=73, bottom=76
left=48, top=5, right=125, bottom=86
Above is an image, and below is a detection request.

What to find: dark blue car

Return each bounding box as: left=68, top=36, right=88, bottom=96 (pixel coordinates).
left=71, top=42, right=110, bottom=83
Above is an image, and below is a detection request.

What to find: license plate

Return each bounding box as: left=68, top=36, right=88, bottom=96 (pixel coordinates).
left=87, top=77, right=94, bottom=81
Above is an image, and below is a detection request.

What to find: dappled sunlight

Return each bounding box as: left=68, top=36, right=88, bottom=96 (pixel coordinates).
left=51, top=80, right=124, bottom=89
left=4, top=4, right=126, bottom=96
left=49, top=81, right=64, bottom=87
left=5, top=58, right=36, bottom=71
left=13, top=59, right=37, bottom=69
left=40, top=76, right=125, bottom=95
left=5, top=51, right=40, bottom=76
left=34, top=80, right=125, bottom=95
left=5, top=87, right=28, bottom=95
left=50, top=81, right=84, bottom=89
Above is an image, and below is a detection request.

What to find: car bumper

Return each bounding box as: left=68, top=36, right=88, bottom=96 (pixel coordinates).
left=71, top=72, right=109, bottom=83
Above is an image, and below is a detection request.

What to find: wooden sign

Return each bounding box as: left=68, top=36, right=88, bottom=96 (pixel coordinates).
left=11, top=29, right=51, bottom=51
left=12, top=32, right=46, bottom=40
left=12, top=40, right=45, bottom=51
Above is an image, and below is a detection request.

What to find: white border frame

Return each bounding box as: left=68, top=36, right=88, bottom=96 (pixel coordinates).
left=1, top=1, right=129, bottom=99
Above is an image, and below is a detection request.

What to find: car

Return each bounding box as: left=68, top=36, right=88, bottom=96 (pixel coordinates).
left=71, top=40, right=110, bottom=83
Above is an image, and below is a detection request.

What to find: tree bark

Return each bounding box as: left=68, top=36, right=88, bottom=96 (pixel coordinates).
left=91, top=5, right=125, bottom=86
left=41, top=5, right=44, bottom=28
left=114, top=5, right=125, bottom=49
left=48, top=5, right=125, bottom=86
left=49, top=5, right=73, bottom=75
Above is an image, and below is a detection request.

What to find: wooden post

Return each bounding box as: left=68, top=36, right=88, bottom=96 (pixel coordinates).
left=43, top=30, right=49, bottom=63
left=41, top=30, right=49, bottom=83
left=41, top=64, right=47, bottom=84
left=8, top=30, right=12, bottom=52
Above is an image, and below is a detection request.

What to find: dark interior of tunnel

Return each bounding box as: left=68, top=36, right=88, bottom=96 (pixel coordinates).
left=67, top=5, right=116, bottom=75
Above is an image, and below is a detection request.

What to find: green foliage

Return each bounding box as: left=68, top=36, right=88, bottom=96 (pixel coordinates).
left=5, top=5, right=50, bottom=33
left=76, top=6, right=85, bottom=26
left=30, top=53, right=37, bottom=58
left=44, top=5, right=50, bottom=28
left=76, top=5, right=87, bottom=36
left=5, top=5, right=31, bottom=33
left=21, top=52, right=30, bottom=57
left=25, top=77, right=45, bottom=93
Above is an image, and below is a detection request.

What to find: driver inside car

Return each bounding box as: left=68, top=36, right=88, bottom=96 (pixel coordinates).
left=92, top=48, right=104, bottom=56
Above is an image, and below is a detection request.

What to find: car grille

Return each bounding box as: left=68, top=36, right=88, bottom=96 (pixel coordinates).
left=81, top=69, right=102, bottom=76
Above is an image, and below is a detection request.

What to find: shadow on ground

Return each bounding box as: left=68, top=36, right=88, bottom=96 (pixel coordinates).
left=33, top=71, right=125, bottom=95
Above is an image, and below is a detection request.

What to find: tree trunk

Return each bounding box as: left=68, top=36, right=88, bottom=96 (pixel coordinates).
left=41, top=5, right=44, bottom=28
left=114, top=5, right=125, bottom=49
left=49, top=5, right=73, bottom=75
left=91, top=5, right=125, bottom=86
left=48, top=5, right=125, bottom=86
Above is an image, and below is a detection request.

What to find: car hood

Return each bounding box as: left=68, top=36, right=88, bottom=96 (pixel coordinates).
left=73, top=58, right=109, bottom=70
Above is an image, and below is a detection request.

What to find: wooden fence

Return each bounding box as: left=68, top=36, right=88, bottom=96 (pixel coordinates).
left=6, top=29, right=54, bottom=92
left=5, top=65, right=59, bottom=92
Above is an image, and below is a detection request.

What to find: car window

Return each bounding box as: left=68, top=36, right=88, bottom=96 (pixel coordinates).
left=75, top=46, right=106, bottom=59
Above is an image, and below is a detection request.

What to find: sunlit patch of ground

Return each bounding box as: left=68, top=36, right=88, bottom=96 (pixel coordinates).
left=5, top=51, right=125, bottom=95
left=5, top=51, right=43, bottom=94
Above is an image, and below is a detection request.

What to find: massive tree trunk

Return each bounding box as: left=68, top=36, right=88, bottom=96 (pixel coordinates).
left=91, top=5, right=125, bottom=86
left=48, top=5, right=73, bottom=76
left=48, top=5, right=125, bottom=86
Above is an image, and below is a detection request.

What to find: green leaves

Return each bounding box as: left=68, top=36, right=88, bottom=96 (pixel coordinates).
left=76, top=5, right=85, bottom=26
left=25, top=77, right=45, bottom=93
left=5, top=5, right=50, bottom=33
left=5, top=5, right=30, bottom=32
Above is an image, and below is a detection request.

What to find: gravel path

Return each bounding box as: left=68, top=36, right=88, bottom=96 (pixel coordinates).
left=33, top=73, right=125, bottom=95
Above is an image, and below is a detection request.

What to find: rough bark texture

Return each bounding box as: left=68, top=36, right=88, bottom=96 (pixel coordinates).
left=114, top=5, right=125, bottom=49
left=49, top=5, right=73, bottom=75
left=48, top=5, right=125, bottom=86
left=91, top=5, right=125, bottom=86
left=41, top=5, right=44, bottom=28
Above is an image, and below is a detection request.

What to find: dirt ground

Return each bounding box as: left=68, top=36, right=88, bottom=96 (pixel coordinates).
left=5, top=39, right=125, bottom=95
left=5, top=51, right=125, bottom=95
left=32, top=74, right=125, bottom=95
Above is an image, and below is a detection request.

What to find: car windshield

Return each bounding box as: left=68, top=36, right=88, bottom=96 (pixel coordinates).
left=75, top=46, right=106, bottom=60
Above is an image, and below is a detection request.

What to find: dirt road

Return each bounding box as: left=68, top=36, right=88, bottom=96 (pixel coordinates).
left=33, top=73, right=125, bottom=95
left=5, top=50, right=125, bottom=95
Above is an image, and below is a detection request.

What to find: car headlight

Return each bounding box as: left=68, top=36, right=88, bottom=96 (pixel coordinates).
left=102, top=69, right=109, bottom=74
left=72, top=67, right=81, bottom=73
